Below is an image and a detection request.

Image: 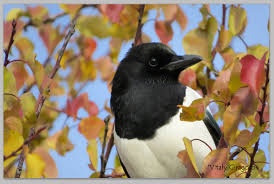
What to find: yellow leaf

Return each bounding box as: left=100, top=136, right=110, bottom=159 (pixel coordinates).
left=14, top=37, right=35, bottom=61
left=56, top=126, right=74, bottom=156
left=183, top=137, right=200, bottom=176
left=4, top=67, right=17, bottom=95
left=183, top=16, right=218, bottom=62
left=60, top=4, right=81, bottom=17
left=87, top=139, right=98, bottom=171
left=80, top=58, right=97, bottom=81
left=33, top=147, right=58, bottom=178
left=217, top=26, right=233, bottom=51
left=247, top=44, right=269, bottom=63
left=228, top=5, right=247, bottom=36
left=228, top=60, right=245, bottom=94
left=4, top=129, right=24, bottom=167
left=77, top=16, right=110, bottom=38
left=6, top=8, right=25, bottom=21
left=26, top=153, right=46, bottom=178
left=225, top=160, right=244, bottom=177
left=20, top=92, right=36, bottom=123
left=4, top=116, right=23, bottom=135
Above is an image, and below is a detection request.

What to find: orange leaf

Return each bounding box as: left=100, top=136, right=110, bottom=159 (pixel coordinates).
left=155, top=20, right=173, bottom=44
left=78, top=116, right=105, bottom=140
left=94, top=56, right=115, bottom=81
left=84, top=38, right=96, bottom=59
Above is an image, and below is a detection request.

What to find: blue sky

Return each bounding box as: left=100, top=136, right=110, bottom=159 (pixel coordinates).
left=4, top=4, right=269, bottom=178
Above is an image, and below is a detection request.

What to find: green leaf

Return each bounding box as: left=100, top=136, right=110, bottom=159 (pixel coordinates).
left=4, top=67, right=17, bottom=95
left=228, top=5, right=247, bottom=36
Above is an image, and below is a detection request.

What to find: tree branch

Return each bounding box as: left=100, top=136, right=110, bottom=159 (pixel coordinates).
left=34, top=8, right=80, bottom=119
left=15, top=127, right=35, bottom=178
left=100, top=115, right=111, bottom=178
left=132, top=5, right=145, bottom=47
left=4, top=19, right=17, bottom=67
left=245, top=59, right=269, bottom=178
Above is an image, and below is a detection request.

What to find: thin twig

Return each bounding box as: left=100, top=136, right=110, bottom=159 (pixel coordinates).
left=34, top=8, right=80, bottom=119
left=245, top=59, right=269, bottom=178
left=100, top=115, right=111, bottom=178
left=229, top=147, right=243, bottom=160
left=15, top=127, right=35, bottom=178
left=132, top=5, right=145, bottom=47
left=4, top=125, right=48, bottom=162
left=238, top=35, right=248, bottom=49
left=4, top=19, right=17, bottom=67
left=191, top=138, right=213, bottom=152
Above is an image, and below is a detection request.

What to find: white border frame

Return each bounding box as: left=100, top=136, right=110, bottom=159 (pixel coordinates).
left=0, top=0, right=272, bottom=184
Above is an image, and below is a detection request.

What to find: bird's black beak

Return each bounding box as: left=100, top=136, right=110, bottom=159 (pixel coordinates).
left=160, top=55, right=203, bottom=71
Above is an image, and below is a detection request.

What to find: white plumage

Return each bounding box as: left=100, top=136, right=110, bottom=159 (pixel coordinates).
left=114, top=87, right=216, bottom=178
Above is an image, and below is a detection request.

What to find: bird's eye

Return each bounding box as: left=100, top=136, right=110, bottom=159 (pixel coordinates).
left=149, top=58, right=158, bottom=67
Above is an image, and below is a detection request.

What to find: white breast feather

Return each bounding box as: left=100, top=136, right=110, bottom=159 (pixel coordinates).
left=114, top=87, right=216, bottom=178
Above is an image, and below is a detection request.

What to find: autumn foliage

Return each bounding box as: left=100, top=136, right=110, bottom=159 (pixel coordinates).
left=3, top=4, right=269, bottom=178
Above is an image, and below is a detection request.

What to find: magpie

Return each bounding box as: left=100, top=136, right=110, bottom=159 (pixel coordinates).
left=110, top=42, right=222, bottom=178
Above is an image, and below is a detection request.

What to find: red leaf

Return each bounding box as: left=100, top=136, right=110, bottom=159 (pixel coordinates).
left=64, top=93, right=99, bottom=119
left=155, top=21, right=173, bottom=44
left=99, top=4, right=124, bottom=24
left=179, top=68, right=197, bottom=89
left=240, top=53, right=267, bottom=96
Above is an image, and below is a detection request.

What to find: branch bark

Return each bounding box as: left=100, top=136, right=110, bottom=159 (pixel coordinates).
left=15, top=127, right=35, bottom=178
left=132, top=5, right=145, bottom=47
left=4, top=19, right=17, bottom=67
left=100, top=115, right=111, bottom=178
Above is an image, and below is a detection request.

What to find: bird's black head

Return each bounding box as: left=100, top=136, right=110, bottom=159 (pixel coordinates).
left=122, top=42, right=203, bottom=82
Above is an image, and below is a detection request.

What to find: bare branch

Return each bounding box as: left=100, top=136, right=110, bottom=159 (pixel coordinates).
left=15, top=127, right=35, bottom=178
left=4, top=19, right=17, bottom=67
left=100, top=115, right=111, bottom=178
left=132, top=5, right=145, bottom=47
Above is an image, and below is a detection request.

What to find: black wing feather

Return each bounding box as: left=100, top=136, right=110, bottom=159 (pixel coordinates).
left=203, top=110, right=222, bottom=146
